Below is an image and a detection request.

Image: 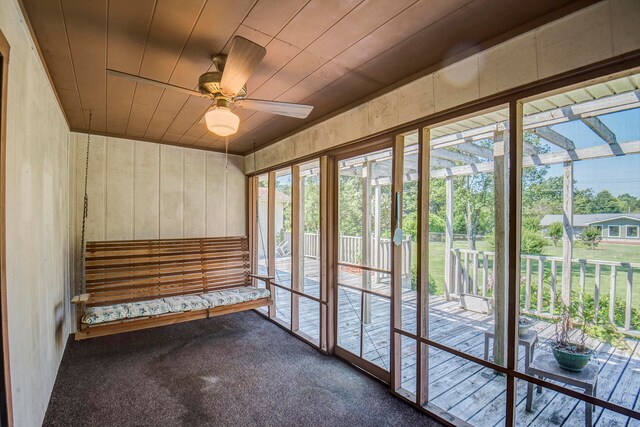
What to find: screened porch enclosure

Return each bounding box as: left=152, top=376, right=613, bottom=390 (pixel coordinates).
left=251, top=70, right=640, bottom=426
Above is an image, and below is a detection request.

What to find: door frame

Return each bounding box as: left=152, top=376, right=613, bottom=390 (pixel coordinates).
left=0, top=27, right=13, bottom=427
left=331, top=139, right=395, bottom=384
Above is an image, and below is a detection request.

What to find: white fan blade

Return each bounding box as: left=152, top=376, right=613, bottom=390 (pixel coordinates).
left=107, top=69, right=210, bottom=99
left=220, top=36, right=266, bottom=97
left=235, top=99, right=313, bottom=119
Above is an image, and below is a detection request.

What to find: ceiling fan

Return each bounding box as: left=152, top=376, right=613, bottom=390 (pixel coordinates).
left=107, top=36, right=314, bottom=137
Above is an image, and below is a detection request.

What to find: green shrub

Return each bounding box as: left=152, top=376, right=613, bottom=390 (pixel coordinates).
left=581, top=226, right=603, bottom=249
left=410, top=263, right=437, bottom=294
left=520, top=228, right=547, bottom=254
left=429, top=215, right=446, bottom=233
left=547, top=222, right=563, bottom=246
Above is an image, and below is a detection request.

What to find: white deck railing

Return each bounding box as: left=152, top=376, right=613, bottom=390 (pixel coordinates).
left=450, top=248, right=640, bottom=333
left=300, top=232, right=412, bottom=279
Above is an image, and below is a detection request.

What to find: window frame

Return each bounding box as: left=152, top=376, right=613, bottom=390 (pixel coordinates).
left=626, top=224, right=639, bottom=238
left=609, top=225, right=621, bottom=237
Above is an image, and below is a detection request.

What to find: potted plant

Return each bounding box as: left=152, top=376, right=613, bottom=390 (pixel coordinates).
left=551, top=304, right=594, bottom=372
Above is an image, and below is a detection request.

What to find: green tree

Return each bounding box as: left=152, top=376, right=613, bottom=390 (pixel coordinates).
left=617, top=193, right=640, bottom=213
left=457, top=172, right=493, bottom=250
left=547, top=222, right=563, bottom=246
left=591, top=190, right=620, bottom=213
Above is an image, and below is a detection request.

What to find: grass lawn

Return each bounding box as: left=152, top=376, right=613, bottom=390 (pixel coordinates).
left=417, top=241, right=640, bottom=310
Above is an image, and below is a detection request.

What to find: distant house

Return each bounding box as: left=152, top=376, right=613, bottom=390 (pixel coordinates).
left=540, top=214, right=640, bottom=243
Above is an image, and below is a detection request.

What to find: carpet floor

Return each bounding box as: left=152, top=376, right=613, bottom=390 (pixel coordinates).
left=43, top=311, right=441, bottom=426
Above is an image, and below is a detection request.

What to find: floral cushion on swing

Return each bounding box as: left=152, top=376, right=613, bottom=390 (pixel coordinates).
left=163, top=295, right=210, bottom=312
left=201, top=286, right=270, bottom=308
left=126, top=299, right=171, bottom=318
left=233, top=286, right=271, bottom=302
left=82, top=304, right=130, bottom=325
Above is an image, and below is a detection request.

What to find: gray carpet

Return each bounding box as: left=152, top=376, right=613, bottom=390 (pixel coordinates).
left=43, top=311, right=441, bottom=426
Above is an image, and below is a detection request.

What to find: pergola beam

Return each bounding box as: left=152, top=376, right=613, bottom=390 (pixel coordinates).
left=431, top=139, right=640, bottom=178
left=582, top=116, right=624, bottom=156
left=457, top=142, right=493, bottom=159
left=431, top=158, right=457, bottom=169
left=522, top=142, right=539, bottom=156
left=532, top=126, right=575, bottom=150
left=582, top=116, right=617, bottom=145
left=432, top=148, right=478, bottom=164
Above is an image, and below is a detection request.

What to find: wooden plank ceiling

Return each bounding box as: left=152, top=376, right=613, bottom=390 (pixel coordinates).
left=21, top=0, right=588, bottom=155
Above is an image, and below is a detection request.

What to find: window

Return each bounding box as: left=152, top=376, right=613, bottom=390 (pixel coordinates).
left=609, top=225, right=620, bottom=237
left=627, top=225, right=639, bottom=238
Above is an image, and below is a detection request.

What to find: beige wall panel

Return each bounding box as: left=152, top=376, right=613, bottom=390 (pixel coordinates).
left=206, top=152, right=226, bottom=236
left=434, top=55, right=480, bottom=112
left=244, top=152, right=256, bottom=175
left=479, top=32, right=538, bottom=97
left=133, top=141, right=160, bottom=239
left=291, top=129, right=313, bottom=159
left=225, top=155, right=247, bottom=236
left=183, top=149, right=206, bottom=238
left=85, top=135, right=106, bottom=241
left=309, top=102, right=371, bottom=154
left=256, top=140, right=294, bottom=171
left=536, top=1, right=612, bottom=79
left=159, top=145, right=184, bottom=238
left=397, top=74, right=435, bottom=124
left=1, top=0, right=72, bottom=424
left=105, top=138, right=133, bottom=240
left=369, top=90, right=399, bottom=134
left=611, top=0, right=640, bottom=55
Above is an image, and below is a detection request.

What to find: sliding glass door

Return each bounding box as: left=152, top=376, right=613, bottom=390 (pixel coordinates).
left=335, top=146, right=394, bottom=381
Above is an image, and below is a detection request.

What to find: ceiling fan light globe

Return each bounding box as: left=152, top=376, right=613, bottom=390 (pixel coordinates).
left=205, top=107, right=240, bottom=137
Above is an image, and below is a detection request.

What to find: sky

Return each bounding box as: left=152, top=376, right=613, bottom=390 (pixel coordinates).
left=543, top=108, right=640, bottom=197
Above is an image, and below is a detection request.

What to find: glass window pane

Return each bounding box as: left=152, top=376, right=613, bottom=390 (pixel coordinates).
left=257, top=174, right=269, bottom=278
left=401, top=132, right=419, bottom=335
left=338, top=148, right=392, bottom=270
left=427, top=350, right=506, bottom=424
left=296, top=295, right=319, bottom=344
left=427, top=107, right=509, bottom=366
left=399, top=335, right=417, bottom=397
left=274, top=168, right=292, bottom=288
left=300, top=160, right=320, bottom=299
left=362, top=294, right=390, bottom=370
left=337, top=285, right=362, bottom=356
left=274, top=287, right=291, bottom=327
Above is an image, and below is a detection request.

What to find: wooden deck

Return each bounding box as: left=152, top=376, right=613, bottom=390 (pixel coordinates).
left=262, top=257, right=640, bottom=426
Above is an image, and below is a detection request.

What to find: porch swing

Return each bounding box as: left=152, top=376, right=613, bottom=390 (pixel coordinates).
left=70, top=114, right=273, bottom=340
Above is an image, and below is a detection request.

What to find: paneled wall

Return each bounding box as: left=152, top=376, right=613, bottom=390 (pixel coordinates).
left=245, top=0, right=640, bottom=173
left=1, top=0, right=72, bottom=425
left=70, top=132, right=246, bottom=247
